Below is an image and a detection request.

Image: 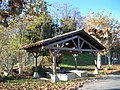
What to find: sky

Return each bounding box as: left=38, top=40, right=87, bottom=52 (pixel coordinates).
left=46, top=0, right=120, bottom=21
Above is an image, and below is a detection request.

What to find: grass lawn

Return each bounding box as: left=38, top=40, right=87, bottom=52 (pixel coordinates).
left=61, top=53, right=95, bottom=66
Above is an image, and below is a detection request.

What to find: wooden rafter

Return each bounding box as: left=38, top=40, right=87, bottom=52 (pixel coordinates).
left=78, top=37, right=80, bottom=49
left=47, top=36, right=78, bottom=47
left=77, top=36, right=98, bottom=50
left=44, top=35, right=99, bottom=52
left=80, top=41, right=84, bottom=49
left=72, top=39, right=77, bottom=48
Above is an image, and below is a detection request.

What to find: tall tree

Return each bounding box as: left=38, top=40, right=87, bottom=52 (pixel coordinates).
left=60, top=3, right=82, bottom=33
left=0, top=28, right=20, bottom=76
left=0, top=0, right=55, bottom=76
left=84, top=11, right=120, bottom=66
left=24, top=14, right=55, bottom=43
left=21, top=0, right=55, bottom=43
left=51, top=3, right=83, bottom=34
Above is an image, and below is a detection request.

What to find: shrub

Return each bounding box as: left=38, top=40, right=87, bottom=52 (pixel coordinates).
left=23, top=65, right=34, bottom=76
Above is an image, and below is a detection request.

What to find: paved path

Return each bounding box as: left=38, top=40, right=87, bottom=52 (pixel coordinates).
left=79, top=75, right=120, bottom=90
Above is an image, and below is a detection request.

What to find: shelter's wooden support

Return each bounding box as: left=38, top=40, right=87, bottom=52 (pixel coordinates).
left=80, top=41, right=84, bottom=48
left=72, top=39, right=77, bottom=48
left=93, top=52, right=99, bottom=74
left=32, top=52, right=40, bottom=78
left=18, top=50, right=23, bottom=75
left=53, top=49, right=57, bottom=75
left=73, top=54, right=78, bottom=70
left=97, top=52, right=102, bottom=69
left=33, top=54, right=37, bottom=72
left=44, top=46, right=100, bottom=52
left=78, top=37, right=80, bottom=49
left=44, top=35, right=101, bottom=52
left=78, top=36, right=98, bottom=50
left=75, top=57, right=77, bottom=70
left=108, top=50, right=111, bottom=66
left=47, top=36, right=78, bottom=46
left=52, top=49, right=59, bottom=82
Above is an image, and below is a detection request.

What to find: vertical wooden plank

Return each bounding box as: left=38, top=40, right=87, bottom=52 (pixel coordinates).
left=97, top=52, right=102, bottom=69
left=35, top=55, right=38, bottom=72
left=73, top=54, right=78, bottom=70
left=53, top=49, right=57, bottom=75
left=74, top=57, right=77, bottom=70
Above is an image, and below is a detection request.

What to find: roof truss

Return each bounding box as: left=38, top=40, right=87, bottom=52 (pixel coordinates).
left=43, top=35, right=100, bottom=52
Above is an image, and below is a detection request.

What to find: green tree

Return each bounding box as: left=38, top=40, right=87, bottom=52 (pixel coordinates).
left=24, top=15, right=55, bottom=43
left=0, top=28, right=20, bottom=76
left=21, top=0, right=55, bottom=43
left=51, top=3, right=82, bottom=34
left=0, top=0, right=56, bottom=77
left=60, top=3, right=82, bottom=33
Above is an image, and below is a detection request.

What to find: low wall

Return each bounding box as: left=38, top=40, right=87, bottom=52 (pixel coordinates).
left=57, top=70, right=88, bottom=81
left=47, top=70, right=88, bottom=81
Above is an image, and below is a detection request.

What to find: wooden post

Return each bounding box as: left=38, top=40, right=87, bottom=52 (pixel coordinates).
left=73, top=54, right=78, bottom=70
left=93, top=59, right=99, bottom=74
left=18, top=50, right=22, bottom=75
left=75, top=57, right=77, bottom=70
left=74, top=57, right=77, bottom=70
left=52, top=49, right=59, bottom=82
left=32, top=53, right=39, bottom=78
left=93, top=52, right=99, bottom=74
left=53, top=50, right=57, bottom=75
left=35, top=56, right=37, bottom=72
left=97, top=52, right=101, bottom=69
left=108, top=50, right=111, bottom=66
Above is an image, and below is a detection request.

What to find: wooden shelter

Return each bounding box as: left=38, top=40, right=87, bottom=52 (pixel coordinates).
left=20, top=29, right=105, bottom=82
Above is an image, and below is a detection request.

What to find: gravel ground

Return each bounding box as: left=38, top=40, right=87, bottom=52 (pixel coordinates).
left=79, top=75, right=120, bottom=90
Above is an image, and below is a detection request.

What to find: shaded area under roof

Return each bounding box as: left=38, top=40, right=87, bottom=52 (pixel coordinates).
left=20, top=29, right=105, bottom=52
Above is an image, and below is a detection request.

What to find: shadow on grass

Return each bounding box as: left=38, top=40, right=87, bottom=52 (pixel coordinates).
left=108, top=71, right=120, bottom=75
left=60, top=66, right=95, bottom=71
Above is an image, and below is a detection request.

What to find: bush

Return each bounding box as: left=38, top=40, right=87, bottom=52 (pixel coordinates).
left=37, top=66, right=48, bottom=77
left=23, top=65, right=34, bottom=76
left=22, top=64, right=49, bottom=77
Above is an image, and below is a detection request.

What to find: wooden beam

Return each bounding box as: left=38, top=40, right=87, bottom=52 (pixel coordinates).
left=78, top=36, right=98, bottom=50
left=73, top=54, right=78, bottom=70
left=80, top=41, right=84, bottom=49
left=53, top=49, right=57, bottom=75
left=31, top=53, right=40, bottom=72
left=47, top=36, right=78, bottom=47
left=44, top=46, right=100, bottom=52
left=78, top=38, right=80, bottom=49
left=72, top=39, right=77, bottom=48
left=75, top=57, right=77, bottom=70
